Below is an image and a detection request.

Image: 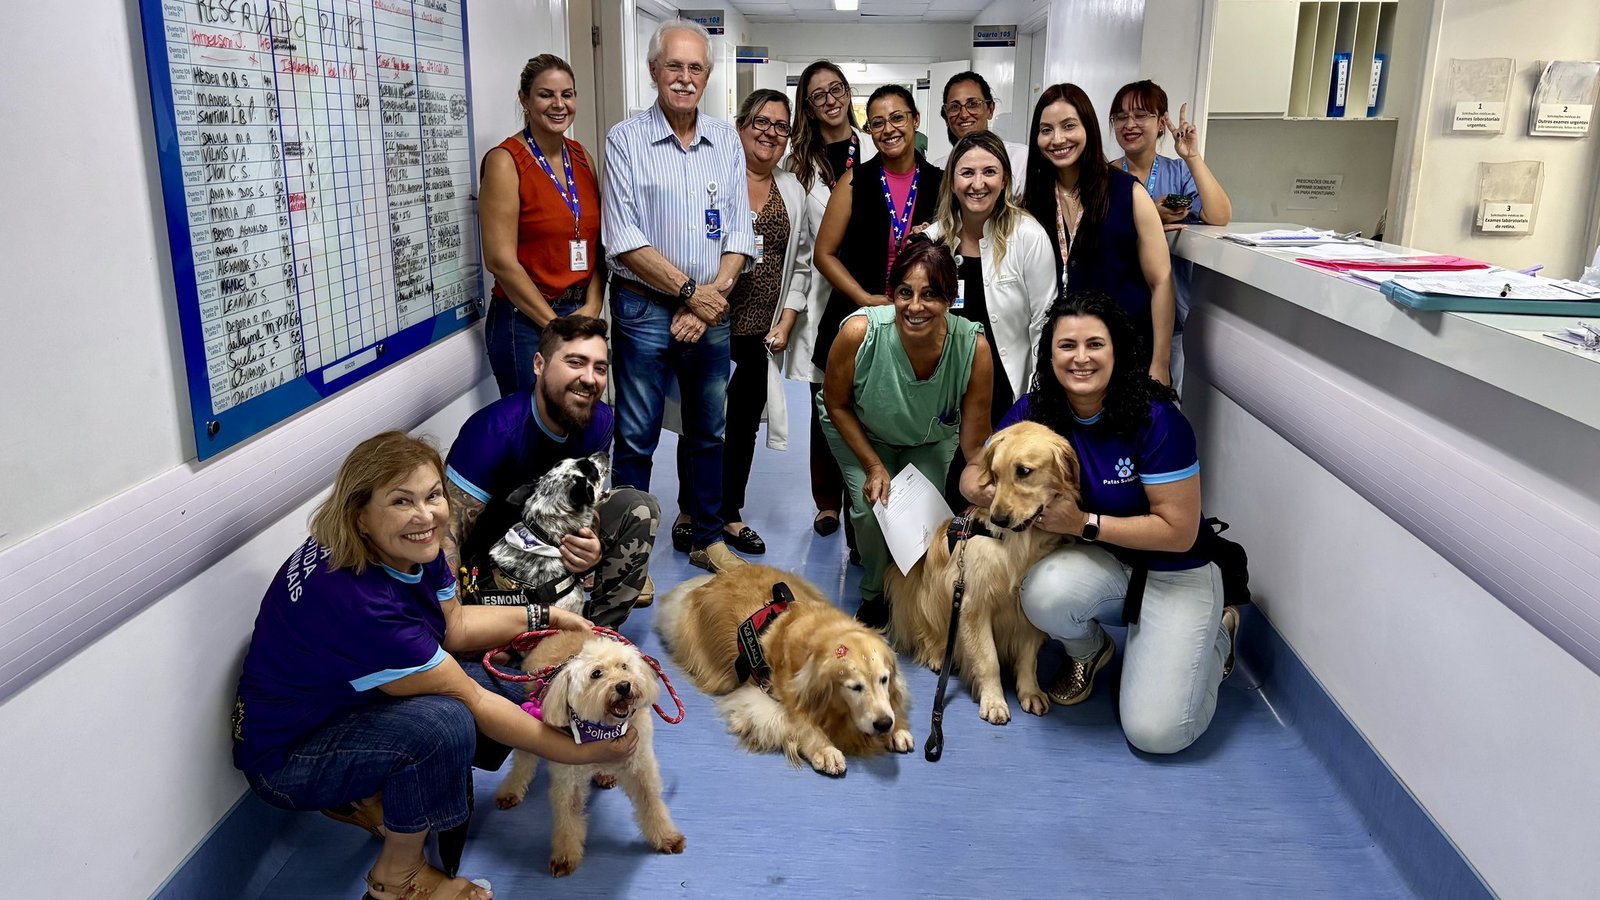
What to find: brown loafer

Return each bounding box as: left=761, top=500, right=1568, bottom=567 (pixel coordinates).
left=1046, top=633, right=1115, bottom=706
left=634, top=575, right=655, bottom=609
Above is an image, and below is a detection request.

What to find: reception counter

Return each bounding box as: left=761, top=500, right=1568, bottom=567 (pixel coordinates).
left=1173, top=224, right=1600, bottom=900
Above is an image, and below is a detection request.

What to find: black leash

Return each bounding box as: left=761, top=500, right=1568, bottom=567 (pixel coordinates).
left=925, top=514, right=974, bottom=762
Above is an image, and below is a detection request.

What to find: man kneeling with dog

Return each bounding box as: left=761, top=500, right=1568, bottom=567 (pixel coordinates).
left=444, top=315, right=660, bottom=630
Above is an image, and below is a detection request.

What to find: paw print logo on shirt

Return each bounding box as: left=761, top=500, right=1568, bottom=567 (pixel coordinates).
left=1115, top=458, right=1135, bottom=478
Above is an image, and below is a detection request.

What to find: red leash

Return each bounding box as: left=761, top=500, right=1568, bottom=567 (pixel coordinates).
left=483, top=626, right=686, bottom=725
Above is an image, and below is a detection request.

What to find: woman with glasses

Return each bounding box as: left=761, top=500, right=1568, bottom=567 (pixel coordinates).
left=1108, top=80, right=1232, bottom=395
left=922, top=130, right=1057, bottom=507
left=1022, top=83, right=1175, bottom=386
left=930, top=71, right=1029, bottom=192
left=479, top=55, right=604, bottom=396
left=786, top=60, right=874, bottom=540
left=813, top=84, right=944, bottom=403
left=713, top=89, right=814, bottom=556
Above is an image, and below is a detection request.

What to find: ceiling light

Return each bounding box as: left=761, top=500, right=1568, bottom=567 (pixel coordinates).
left=834, top=0, right=859, bottom=10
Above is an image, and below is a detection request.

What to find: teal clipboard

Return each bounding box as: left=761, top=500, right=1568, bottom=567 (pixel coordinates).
left=1382, top=281, right=1600, bottom=316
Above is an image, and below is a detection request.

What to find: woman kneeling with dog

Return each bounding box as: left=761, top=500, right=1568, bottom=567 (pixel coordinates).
left=821, top=239, right=993, bottom=627
left=231, top=432, right=636, bottom=900
left=977, top=293, right=1237, bottom=754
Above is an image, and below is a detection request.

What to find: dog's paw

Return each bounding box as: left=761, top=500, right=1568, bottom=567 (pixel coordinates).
left=809, top=746, right=848, bottom=776
left=979, top=697, right=1012, bottom=725
left=493, top=789, right=525, bottom=810
left=890, top=729, right=915, bottom=753
left=591, top=773, right=617, bottom=790
left=1019, top=689, right=1051, bottom=717
left=652, top=831, right=687, bottom=854
left=549, top=855, right=580, bottom=878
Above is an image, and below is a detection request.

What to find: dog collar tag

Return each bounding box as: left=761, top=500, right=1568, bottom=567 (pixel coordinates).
left=570, top=718, right=629, bottom=744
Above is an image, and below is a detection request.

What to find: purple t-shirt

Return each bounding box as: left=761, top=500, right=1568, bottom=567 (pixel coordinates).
left=445, top=388, right=614, bottom=507
left=999, top=395, right=1210, bottom=570
left=232, top=537, right=455, bottom=775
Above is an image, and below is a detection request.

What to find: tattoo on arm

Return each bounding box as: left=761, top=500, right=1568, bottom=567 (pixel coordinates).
left=444, top=481, right=486, bottom=574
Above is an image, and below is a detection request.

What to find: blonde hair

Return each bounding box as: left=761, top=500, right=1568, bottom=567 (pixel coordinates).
left=309, top=431, right=447, bottom=573
left=932, top=130, right=1026, bottom=272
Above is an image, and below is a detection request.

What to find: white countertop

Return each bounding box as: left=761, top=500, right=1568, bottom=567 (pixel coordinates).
left=1173, top=224, right=1600, bottom=432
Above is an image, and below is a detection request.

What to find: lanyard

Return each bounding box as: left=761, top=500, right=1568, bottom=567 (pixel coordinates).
left=881, top=164, right=920, bottom=283
left=828, top=134, right=859, bottom=190
left=1121, top=155, right=1160, bottom=189
left=1054, top=186, right=1083, bottom=293
left=525, top=129, right=581, bottom=236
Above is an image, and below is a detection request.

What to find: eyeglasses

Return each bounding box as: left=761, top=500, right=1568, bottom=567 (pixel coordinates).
left=660, top=60, right=708, bottom=78
left=748, top=115, right=791, bottom=137
left=865, top=110, right=912, bottom=133
left=807, top=82, right=848, bottom=106
left=1109, top=111, right=1155, bottom=125
left=943, top=98, right=991, bottom=116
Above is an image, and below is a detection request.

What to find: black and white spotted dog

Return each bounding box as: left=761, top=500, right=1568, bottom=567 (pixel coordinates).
left=487, top=452, right=610, bottom=614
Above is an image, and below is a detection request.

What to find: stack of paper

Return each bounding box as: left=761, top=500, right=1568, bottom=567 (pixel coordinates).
left=1543, top=322, right=1600, bottom=352
left=1353, top=268, right=1600, bottom=300
left=1221, top=228, right=1363, bottom=248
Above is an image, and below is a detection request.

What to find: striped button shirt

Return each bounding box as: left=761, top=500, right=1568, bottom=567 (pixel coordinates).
left=602, top=103, right=756, bottom=286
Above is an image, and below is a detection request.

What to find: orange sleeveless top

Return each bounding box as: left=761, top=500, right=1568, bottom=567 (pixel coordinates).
left=485, top=134, right=602, bottom=301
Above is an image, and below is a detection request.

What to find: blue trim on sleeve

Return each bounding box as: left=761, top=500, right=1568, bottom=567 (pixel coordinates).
left=437, top=582, right=457, bottom=602
left=446, top=465, right=491, bottom=503
left=350, top=646, right=448, bottom=691
left=531, top=394, right=569, bottom=443
left=1140, top=461, right=1200, bottom=485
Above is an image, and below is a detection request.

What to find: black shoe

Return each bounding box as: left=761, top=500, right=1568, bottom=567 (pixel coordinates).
left=855, top=598, right=890, bottom=629
left=671, top=520, right=693, bottom=553
left=813, top=511, right=841, bottom=536
left=723, top=525, right=766, bottom=554
left=849, top=546, right=862, bottom=567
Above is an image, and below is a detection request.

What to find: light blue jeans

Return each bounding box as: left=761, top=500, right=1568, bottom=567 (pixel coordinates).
left=1020, top=543, right=1229, bottom=754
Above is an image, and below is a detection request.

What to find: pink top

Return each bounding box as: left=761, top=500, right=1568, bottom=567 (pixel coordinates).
left=884, top=167, right=918, bottom=278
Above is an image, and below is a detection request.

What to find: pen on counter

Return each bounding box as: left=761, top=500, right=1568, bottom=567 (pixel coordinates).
left=1517, top=264, right=1544, bottom=276
left=1499, top=283, right=1512, bottom=298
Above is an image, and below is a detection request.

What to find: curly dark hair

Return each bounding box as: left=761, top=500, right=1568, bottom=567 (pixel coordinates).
left=1025, top=293, right=1175, bottom=438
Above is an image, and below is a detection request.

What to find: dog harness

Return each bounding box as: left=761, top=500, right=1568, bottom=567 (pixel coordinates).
left=945, top=513, right=1001, bottom=552
left=734, top=583, right=796, bottom=690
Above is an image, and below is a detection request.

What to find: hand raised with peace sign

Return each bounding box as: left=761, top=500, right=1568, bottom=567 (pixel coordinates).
left=1166, top=102, right=1200, bottom=160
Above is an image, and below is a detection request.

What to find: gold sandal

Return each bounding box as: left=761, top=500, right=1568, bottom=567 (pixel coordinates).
left=363, top=864, right=489, bottom=900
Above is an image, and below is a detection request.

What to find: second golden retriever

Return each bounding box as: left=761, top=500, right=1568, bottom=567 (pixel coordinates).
left=885, top=421, right=1081, bottom=724
left=655, top=564, right=913, bottom=776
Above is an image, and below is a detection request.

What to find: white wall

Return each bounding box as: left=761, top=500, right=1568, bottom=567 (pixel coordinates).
left=748, top=22, right=973, bottom=63
left=1206, top=119, right=1399, bottom=233
left=1395, top=0, right=1600, bottom=277
left=0, top=0, right=562, bottom=894
left=1043, top=0, right=1148, bottom=126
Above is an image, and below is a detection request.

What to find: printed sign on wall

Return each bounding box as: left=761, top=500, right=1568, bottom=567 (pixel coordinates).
left=973, top=25, right=1017, bottom=48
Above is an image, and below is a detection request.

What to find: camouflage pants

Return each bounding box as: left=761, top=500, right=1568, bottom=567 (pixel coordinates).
left=586, top=487, right=660, bottom=629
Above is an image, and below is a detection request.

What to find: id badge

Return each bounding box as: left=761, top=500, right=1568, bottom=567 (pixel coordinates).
left=569, top=239, right=589, bottom=272
left=754, top=233, right=765, bottom=264
left=952, top=279, right=965, bottom=310
left=704, top=208, right=723, bottom=240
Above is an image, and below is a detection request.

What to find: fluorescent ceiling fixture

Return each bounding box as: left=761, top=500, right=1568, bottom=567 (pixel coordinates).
left=834, top=0, right=859, bottom=10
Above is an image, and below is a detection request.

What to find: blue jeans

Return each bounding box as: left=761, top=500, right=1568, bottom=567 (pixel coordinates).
left=1020, top=544, right=1229, bottom=754
left=244, top=663, right=523, bottom=833
left=484, top=294, right=585, bottom=397
left=610, top=283, right=731, bottom=550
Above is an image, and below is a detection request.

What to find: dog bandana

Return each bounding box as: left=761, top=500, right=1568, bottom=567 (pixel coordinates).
left=734, top=583, right=796, bottom=689
left=520, top=696, right=630, bottom=743
left=504, top=522, right=562, bottom=558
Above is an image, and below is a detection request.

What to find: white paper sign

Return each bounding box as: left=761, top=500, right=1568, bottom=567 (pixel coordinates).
left=1287, top=175, right=1344, bottom=211
left=1453, top=101, right=1506, bottom=132
left=1533, top=103, right=1594, bottom=136
left=1480, top=202, right=1533, bottom=233
left=871, top=465, right=957, bottom=575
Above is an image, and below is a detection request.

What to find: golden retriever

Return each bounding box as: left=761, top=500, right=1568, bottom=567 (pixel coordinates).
left=884, top=421, right=1080, bottom=725
left=655, top=564, right=913, bottom=776
left=492, top=632, right=685, bottom=876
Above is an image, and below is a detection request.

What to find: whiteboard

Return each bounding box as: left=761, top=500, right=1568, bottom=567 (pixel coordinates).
left=138, top=0, right=481, bottom=458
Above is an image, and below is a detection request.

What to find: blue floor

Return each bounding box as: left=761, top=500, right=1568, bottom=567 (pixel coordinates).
left=244, top=382, right=1420, bottom=899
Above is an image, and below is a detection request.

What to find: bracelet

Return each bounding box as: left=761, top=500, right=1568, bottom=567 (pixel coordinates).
left=524, top=602, right=549, bottom=633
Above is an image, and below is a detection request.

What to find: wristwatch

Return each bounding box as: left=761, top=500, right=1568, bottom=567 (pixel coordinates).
left=677, top=278, right=696, bottom=307
left=1080, top=512, right=1100, bottom=542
